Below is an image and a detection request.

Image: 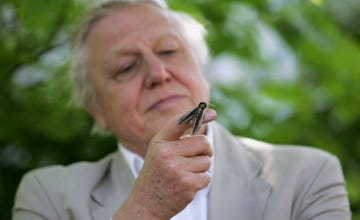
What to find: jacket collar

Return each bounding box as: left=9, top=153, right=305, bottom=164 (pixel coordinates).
left=208, top=122, right=272, bottom=220
left=90, top=152, right=135, bottom=220
left=89, top=122, right=272, bottom=220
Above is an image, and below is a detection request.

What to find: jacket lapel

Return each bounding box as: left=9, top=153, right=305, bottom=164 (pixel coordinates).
left=89, top=123, right=272, bottom=220
left=90, top=152, right=135, bottom=220
left=209, top=123, right=272, bottom=220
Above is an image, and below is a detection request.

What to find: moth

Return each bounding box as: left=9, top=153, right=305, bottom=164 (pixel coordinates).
left=177, top=102, right=207, bottom=135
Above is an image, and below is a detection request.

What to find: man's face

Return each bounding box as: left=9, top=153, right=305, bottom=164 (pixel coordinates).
left=85, top=4, right=209, bottom=153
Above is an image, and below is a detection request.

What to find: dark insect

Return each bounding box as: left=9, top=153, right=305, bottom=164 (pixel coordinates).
left=177, top=102, right=207, bottom=135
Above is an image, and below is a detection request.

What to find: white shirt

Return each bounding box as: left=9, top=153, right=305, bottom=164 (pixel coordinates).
left=119, top=124, right=215, bottom=220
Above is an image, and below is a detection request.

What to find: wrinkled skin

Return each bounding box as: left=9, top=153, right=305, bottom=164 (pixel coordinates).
left=115, top=110, right=216, bottom=219
left=84, top=4, right=216, bottom=219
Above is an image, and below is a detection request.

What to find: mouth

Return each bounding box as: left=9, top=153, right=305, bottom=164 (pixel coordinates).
left=146, top=95, right=183, bottom=112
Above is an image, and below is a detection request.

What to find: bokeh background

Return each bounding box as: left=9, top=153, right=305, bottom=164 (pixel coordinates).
left=1, top=0, right=359, bottom=219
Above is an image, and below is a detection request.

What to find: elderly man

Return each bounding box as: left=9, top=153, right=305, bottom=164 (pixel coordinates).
left=13, top=0, right=351, bottom=219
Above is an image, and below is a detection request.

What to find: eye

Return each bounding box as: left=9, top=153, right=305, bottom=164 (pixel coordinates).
left=113, top=59, right=139, bottom=81
left=119, top=62, right=135, bottom=73
left=118, top=58, right=140, bottom=74
left=159, top=49, right=177, bottom=56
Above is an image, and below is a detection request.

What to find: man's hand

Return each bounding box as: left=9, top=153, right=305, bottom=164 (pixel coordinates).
left=113, top=108, right=217, bottom=220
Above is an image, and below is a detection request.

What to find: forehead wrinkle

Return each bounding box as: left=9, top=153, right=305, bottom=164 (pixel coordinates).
left=103, top=32, right=182, bottom=65
left=87, top=5, right=186, bottom=73
left=85, top=5, right=167, bottom=49
left=111, top=33, right=181, bottom=54
left=102, top=41, right=145, bottom=70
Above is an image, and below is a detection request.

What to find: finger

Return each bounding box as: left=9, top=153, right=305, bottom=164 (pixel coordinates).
left=155, top=108, right=217, bottom=141
left=188, top=172, right=211, bottom=191
left=174, top=135, right=213, bottom=157
left=181, top=155, right=211, bottom=173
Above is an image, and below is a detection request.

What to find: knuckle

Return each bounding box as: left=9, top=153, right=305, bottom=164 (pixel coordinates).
left=203, top=156, right=211, bottom=167
left=197, top=155, right=211, bottom=170
left=198, top=136, right=212, bottom=156
left=157, top=145, right=173, bottom=161
left=198, top=135, right=210, bottom=144
left=197, top=173, right=211, bottom=189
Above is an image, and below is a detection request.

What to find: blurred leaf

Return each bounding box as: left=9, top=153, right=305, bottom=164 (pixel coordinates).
left=1, top=0, right=360, bottom=219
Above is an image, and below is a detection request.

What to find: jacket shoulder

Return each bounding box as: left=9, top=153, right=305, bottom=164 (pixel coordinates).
left=239, top=137, right=335, bottom=162
left=212, top=122, right=341, bottom=177
left=13, top=153, right=116, bottom=219
left=241, top=137, right=340, bottom=169
left=23, top=153, right=115, bottom=187
left=238, top=137, right=344, bottom=188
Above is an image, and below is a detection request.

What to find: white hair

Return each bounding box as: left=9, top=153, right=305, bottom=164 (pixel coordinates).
left=71, top=0, right=209, bottom=108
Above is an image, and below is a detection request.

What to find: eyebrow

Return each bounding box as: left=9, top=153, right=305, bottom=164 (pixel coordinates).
left=112, top=33, right=181, bottom=55
left=102, top=46, right=138, bottom=71
left=110, top=47, right=138, bottom=58
left=102, top=33, right=183, bottom=71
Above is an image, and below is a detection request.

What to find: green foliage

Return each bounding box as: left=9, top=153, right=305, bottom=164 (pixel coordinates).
left=1, top=0, right=359, bottom=219
left=174, top=0, right=360, bottom=218
left=0, top=0, right=116, bottom=219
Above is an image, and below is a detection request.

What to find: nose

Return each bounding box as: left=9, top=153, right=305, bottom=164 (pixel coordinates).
left=144, top=53, right=171, bottom=89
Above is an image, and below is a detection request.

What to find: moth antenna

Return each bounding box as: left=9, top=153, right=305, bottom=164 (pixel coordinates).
left=207, top=102, right=215, bottom=107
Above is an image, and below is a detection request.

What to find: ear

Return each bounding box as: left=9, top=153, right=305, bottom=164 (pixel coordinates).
left=86, top=104, right=109, bottom=131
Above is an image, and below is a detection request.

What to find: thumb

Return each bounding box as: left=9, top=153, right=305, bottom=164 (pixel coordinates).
left=154, top=108, right=217, bottom=141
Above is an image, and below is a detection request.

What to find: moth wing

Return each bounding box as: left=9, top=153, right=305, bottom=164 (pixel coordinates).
left=192, top=109, right=205, bottom=135
left=177, top=107, right=197, bottom=125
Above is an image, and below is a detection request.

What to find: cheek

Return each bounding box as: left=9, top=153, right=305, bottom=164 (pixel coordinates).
left=101, top=83, right=145, bottom=134
left=194, top=77, right=210, bottom=101
left=108, top=84, right=140, bottom=113
left=93, top=78, right=140, bottom=117
left=181, top=68, right=209, bottom=98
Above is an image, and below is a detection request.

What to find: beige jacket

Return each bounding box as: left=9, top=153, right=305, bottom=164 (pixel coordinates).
left=13, top=123, right=351, bottom=220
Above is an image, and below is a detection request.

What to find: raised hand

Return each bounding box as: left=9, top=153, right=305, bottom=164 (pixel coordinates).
left=113, top=108, right=217, bottom=220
